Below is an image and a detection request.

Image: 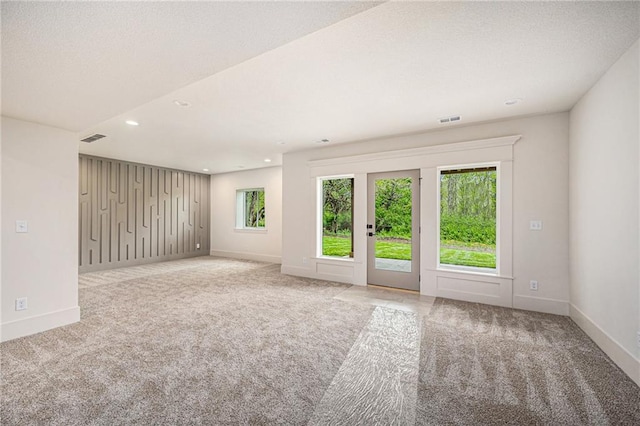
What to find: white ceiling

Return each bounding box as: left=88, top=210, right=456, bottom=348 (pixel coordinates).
left=3, top=1, right=639, bottom=174
left=1, top=1, right=381, bottom=131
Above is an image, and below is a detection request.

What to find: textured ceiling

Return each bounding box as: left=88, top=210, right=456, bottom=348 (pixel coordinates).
left=1, top=1, right=381, bottom=131
left=3, top=1, right=639, bottom=174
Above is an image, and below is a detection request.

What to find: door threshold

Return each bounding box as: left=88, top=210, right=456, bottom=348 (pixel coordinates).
left=367, top=284, right=420, bottom=294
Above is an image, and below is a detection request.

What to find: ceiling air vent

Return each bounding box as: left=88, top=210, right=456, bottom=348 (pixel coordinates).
left=80, top=134, right=106, bottom=143
left=439, top=115, right=461, bottom=124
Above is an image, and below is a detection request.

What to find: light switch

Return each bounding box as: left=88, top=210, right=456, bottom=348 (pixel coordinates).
left=529, top=220, right=543, bottom=231
left=15, top=220, right=28, bottom=233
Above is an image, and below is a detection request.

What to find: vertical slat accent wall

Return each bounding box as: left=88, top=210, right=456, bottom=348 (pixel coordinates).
left=78, top=155, right=210, bottom=272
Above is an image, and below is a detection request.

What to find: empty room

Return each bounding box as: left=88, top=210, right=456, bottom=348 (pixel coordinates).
left=1, top=1, right=639, bottom=424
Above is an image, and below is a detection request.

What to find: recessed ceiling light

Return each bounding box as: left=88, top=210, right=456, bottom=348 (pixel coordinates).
left=173, top=100, right=191, bottom=108
left=505, top=98, right=522, bottom=106
left=202, top=168, right=209, bottom=172
left=125, top=120, right=139, bottom=126
left=264, top=158, right=272, bottom=163
left=315, top=139, right=330, bottom=144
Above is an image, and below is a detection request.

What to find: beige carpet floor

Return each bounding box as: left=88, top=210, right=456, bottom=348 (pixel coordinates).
left=2, top=258, right=375, bottom=424
left=417, top=299, right=640, bottom=425
left=1, top=256, right=639, bottom=425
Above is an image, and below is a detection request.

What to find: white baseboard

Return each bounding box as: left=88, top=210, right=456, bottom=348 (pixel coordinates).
left=570, top=303, right=640, bottom=387
left=1, top=306, right=81, bottom=342
left=209, top=250, right=281, bottom=264
left=513, top=295, right=569, bottom=316
left=280, top=264, right=354, bottom=285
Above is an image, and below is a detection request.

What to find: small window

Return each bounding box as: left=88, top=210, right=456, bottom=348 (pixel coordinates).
left=320, top=177, right=354, bottom=258
left=236, top=188, right=265, bottom=229
left=439, top=166, right=497, bottom=271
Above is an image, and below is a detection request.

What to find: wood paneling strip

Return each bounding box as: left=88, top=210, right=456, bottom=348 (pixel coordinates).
left=79, top=155, right=210, bottom=272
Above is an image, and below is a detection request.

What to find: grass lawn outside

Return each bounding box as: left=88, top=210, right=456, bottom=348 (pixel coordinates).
left=440, top=240, right=496, bottom=268
left=440, top=248, right=495, bottom=269
left=322, top=235, right=412, bottom=260
left=374, top=240, right=411, bottom=260
left=322, top=235, right=353, bottom=257
left=322, top=235, right=496, bottom=268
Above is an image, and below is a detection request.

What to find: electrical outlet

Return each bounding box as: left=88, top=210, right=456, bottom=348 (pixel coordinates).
left=529, top=220, right=543, bottom=231
left=302, top=257, right=308, bottom=264
left=15, top=297, right=28, bottom=311
left=15, top=220, right=28, bottom=233
left=529, top=280, right=538, bottom=291
left=196, top=243, right=200, bottom=249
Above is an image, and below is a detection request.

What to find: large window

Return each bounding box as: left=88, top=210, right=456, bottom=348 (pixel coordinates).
left=439, top=166, right=497, bottom=271
left=320, top=177, right=354, bottom=258
left=236, top=188, right=265, bottom=229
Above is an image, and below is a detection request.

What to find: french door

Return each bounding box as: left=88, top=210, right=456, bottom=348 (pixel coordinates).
left=366, top=170, right=420, bottom=291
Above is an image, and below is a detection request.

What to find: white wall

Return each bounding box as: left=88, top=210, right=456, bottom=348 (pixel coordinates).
left=210, top=167, right=282, bottom=263
left=569, top=39, right=639, bottom=385
left=1, top=117, right=80, bottom=341
left=0, top=117, right=2, bottom=334
left=282, top=112, right=569, bottom=315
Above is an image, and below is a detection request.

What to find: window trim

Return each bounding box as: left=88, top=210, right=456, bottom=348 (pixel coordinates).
left=436, top=162, right=500, bottom=275
left=235, top=187, right=266, bottom=230
left=317, top=175, right=355, bottom=260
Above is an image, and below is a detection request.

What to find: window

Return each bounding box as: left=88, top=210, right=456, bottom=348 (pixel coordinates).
left=320, top=177, right=354, bottom=258
left=439, top=166, right=497, bottom=271
left=236, top=188, right=265, bottom=229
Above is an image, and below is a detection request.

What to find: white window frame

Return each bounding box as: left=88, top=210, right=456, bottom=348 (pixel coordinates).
left=317, top=175, right=355, bottom=259
left=235, top=188, right=266, bottom=231
left=436, top=162, right=500, bottom=275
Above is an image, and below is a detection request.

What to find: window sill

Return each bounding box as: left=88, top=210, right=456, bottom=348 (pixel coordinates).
left=437, top=265, right=498, bottom=277
left=314, top=256, right=356, bottom=264
left=433, top=266, right=513, bottom=280
left=234, top=228, right=267, bottom=234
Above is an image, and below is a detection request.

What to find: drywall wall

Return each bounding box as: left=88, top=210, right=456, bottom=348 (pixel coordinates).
left=1, top=117, right=80, bottom=341
left=569, top=39, right=639, bottom=385
left=0, top=117, right=2, bottom=335
left=210, top=167, right=282, bottom=263
left=79, top=155, right=210, bottom=272
left=282, top=112, right=569, bottom=314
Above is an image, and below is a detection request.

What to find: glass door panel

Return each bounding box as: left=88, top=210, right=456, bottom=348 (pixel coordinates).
left=367, top=170, right=420, bottom=291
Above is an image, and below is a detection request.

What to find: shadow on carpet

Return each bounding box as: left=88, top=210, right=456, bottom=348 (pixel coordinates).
left=416, top=298, right=640, bottom=425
